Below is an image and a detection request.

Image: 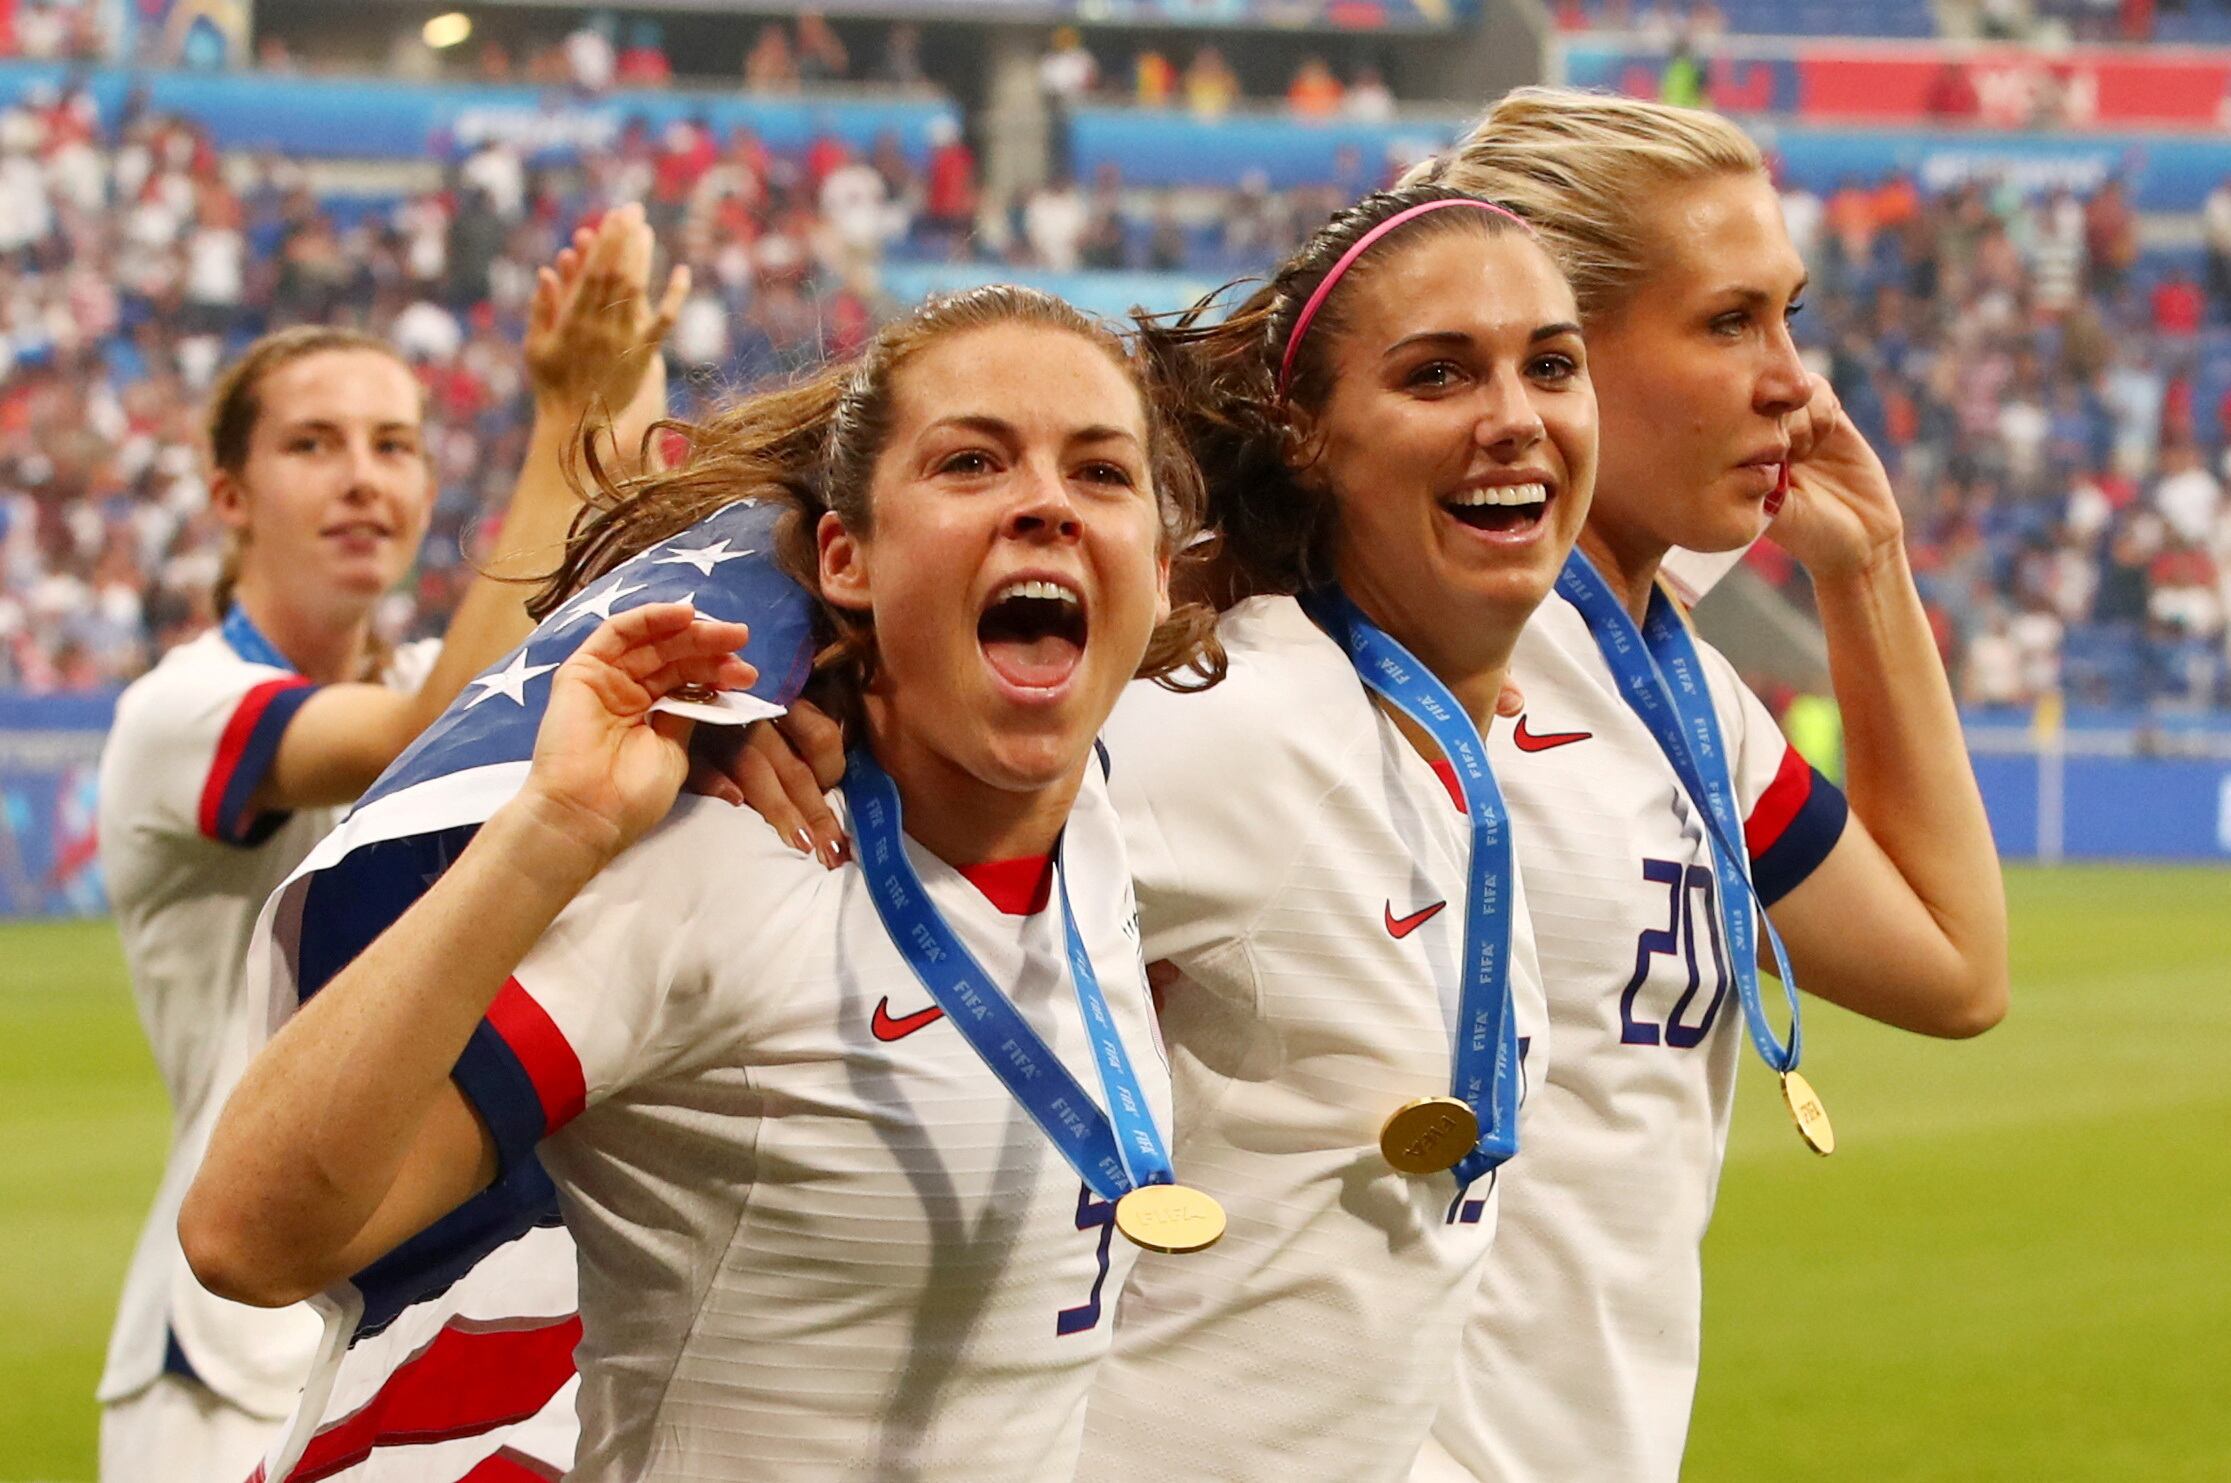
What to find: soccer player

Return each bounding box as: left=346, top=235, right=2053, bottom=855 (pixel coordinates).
left=739, top=188, right=1590, bottom=1481
left=181, top=288, right=1222, bottom=1482
left=1404, top=91, right=2010, bottom=1482
left=93, top=205, right=682, bottom=1483
left=1070, top=187, right=1585, bottom=1481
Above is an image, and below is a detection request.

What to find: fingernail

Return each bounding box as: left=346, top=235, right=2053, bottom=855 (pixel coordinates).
left=816, top=839, right=843, bottom=871
left=790, top=826, right=813, bottom=855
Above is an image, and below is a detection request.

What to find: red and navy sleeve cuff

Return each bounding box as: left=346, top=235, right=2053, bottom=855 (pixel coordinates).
left=450, top=978, right=587, bottom=1176
left=1745, top=745, right=1848, bottom=907
left=195, top=678, right=317, bottom=847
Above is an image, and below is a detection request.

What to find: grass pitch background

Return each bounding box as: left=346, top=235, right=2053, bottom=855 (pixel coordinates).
left=1, top=866, right=2225, bottom=1480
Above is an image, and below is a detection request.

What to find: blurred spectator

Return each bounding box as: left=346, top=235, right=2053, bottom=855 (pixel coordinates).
left=1345, top=66, right=1397, bottom=122
left=1287, top=57, right=1344, bottom=119
left=615, top=23, right=673, bottom=88
left=1184, top=48, right=1241, bottom=120
left=2204, top=178, right=2231, bottom=315
left=563, top=13, right=618, bottom=96
left=1023, top=173, right=1088, bottom=272
left=744, top=24, right=799, bottom=91
left=1040, top=26, right=1097, bottom=176
left=922, top=116, right=977, bottom=255
left=879, top=24, right=927, bottom=88
left=795, top=10, right=850, bottom=84
left=1135, top=50, right=1178, bottom=109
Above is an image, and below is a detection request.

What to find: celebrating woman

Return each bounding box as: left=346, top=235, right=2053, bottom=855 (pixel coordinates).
left=181, top=286, right=1223, bottom=1482
left=1405, top=89, right=2009, bottom=1482
left=94, top=204, right=681, bottom=1483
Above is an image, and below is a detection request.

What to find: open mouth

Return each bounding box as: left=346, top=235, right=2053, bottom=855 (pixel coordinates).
left=977, top=578, right=1088, bottom=693
left=1441, top=481, right=1552, bottom=537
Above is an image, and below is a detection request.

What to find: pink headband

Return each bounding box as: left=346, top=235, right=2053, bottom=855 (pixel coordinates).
left=1275, top=197, right=1536, bottom=400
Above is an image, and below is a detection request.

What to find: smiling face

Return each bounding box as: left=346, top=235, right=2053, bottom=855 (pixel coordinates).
left=213, top=348, right=434, bottom=622
left=817, top=321, right=1171, bottom=796
left=1583, top=171, right=1812, bottom=558
left=1298, top=226, right=1596, bottom=665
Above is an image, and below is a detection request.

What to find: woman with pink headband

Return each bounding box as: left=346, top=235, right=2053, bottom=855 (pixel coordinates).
left=1053, top=185, right=1595, bottom=1480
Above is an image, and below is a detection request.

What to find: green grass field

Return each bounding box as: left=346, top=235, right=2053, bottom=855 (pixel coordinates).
left=1, top=865, right=2225, bottom=1481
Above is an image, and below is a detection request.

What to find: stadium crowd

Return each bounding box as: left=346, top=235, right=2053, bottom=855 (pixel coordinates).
left=2, top=68, right=2229, bottom=708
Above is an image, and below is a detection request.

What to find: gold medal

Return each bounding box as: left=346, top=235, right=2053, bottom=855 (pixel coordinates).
left=1379, top=1095, right=1480, bottom=1176
left=1113, top=1184, right=1227, bottom=1254
left=1781, top=1070, right=1835, bottom=1156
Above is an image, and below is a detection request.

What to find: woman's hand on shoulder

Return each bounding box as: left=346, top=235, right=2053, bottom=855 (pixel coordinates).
left=1774, top=371, right=1905, bottom=583
left=511, top=603, right=755, bottom=876
left=689, top=698, right=852, bottom=870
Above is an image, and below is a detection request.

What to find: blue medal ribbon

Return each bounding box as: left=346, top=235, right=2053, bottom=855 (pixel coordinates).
left=1298, top=587, right=1520, bottom=1188
left=1554, top=550, right=1803, bottom=1075
left=843, top=747, right=1177, bottom=1204
left=220, top=604, right=294, bottom=672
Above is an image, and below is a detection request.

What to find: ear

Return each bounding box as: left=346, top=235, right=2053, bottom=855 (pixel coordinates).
left=816, top=509, right=873, bottom=614
left=209, top=468, right=251, bottom=536
left=1152, top=546, right=1173, bottom=625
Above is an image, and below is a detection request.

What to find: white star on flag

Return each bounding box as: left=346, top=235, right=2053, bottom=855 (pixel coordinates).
left=653, top=539, right=754, bottom=576
left=555, top=580, right=647, bottom=630
left=465, top=650, right=561, bottom=709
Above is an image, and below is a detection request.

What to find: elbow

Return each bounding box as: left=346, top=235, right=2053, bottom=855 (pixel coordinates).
left=177, top=1185, right=325, bottom=1310
left=1925, top=966, right=2010, bottom=1040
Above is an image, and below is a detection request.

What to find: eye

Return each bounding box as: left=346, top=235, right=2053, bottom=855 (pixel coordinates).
left=1785, top=298, right=1807, bottom=322
left=1710, top=310, right=1750, bottom=338
left=936, top=449, right=996, bottom=478
left=1404, top=360, right=1464, bottom=392
left=1528, top=352, right=1580, bottom=383
left=1077, top=460, right=1137, bottom=488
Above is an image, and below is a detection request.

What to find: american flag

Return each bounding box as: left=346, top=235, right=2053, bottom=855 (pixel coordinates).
left=245, top=498, right=817, bottom=1482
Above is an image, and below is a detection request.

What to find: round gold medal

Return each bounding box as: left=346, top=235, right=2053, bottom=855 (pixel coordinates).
left=1379, top=1096, right=1479, bottom=1176
left=1781, top=1070, right=1835, bottom=1156
left=1113, top=1184, right=1227, bottom=1254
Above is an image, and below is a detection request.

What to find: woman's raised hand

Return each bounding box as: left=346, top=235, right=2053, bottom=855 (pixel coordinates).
left=524, top=203, right=690, bottom=443
left=515, top=604, right=755, bottom=872
left=1773, top=371, right=1905, bottom=582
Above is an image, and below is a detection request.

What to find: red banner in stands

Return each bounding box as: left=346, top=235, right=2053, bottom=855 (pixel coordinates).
left=1797, top=46, right=2231, bottom=129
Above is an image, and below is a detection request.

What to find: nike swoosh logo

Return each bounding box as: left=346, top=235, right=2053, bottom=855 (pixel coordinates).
left=871, top=998, right=946, bottom=1042
left=1384, top=900, right=1448, bottom=939
left=1512, top=716, right=1592, bottom=753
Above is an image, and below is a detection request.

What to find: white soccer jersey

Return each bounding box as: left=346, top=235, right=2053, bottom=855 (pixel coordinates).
left=96, top=630, right=436, bottom=1418
left=449, top=766, right=1171, bottom=1483
left=1076, top=595, right=1549, bottom=1483
left=1415, top=595, right=1847, bottom=1483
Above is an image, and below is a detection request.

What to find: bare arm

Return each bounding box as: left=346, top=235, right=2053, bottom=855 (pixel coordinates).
left=1759, top=374, right=2009, bottom=1039
left=252, top=205, right=691, bottom=814
left=181, top=604, right=752, bottom=1306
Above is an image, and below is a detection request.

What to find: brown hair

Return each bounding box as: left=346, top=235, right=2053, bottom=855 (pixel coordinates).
left=205, top=326, right=421, bottom=623
left=1404, top=86, right=1764, bottom=322
left=535, top=284, right=1224, bottom=717
left=1137, top=185, right=1537, bottom=598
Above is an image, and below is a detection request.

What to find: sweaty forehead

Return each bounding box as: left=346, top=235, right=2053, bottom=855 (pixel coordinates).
left=1636, top=173, right=1803, bottom=298
left=893, top=323, right=1145, bottom=442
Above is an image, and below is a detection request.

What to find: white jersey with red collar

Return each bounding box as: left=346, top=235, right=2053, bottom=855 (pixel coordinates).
left=96, top=629, right=436, bottom=1418
left=1076, top=594, right=1548, bottom=1483
left=1415, top=593, right=1847, bottom=1483
left=447, top=766, right=1170, bottom=1483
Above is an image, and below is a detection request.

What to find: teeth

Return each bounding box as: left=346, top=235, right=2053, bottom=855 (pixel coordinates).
left=1449, top=482, right=1548, bottom=508
left=993, top=579, right=1080, bottom=606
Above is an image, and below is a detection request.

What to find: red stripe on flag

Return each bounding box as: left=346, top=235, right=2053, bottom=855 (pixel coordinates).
left=459, top=1447, right=566, bottom=1482
left=283, top=1315, right=582, bottom=1483
left=196, top=678, right=309, bottom=840
left=1744, top=745, right=1814, bottom=859
left=486, top=979, right=588, bottom=1134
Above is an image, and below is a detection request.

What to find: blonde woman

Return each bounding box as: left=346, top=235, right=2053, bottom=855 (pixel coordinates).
left=1401, top=89, right=2008, bottom=1482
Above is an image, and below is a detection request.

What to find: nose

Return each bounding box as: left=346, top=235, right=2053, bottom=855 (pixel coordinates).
left=341, top=436, right=386, bottom=501
left=1003, top=458, right=1084, bottom=542
left=1473, top=364, right=1546, bottom=456
left=1755, top=319, right=1811, bottom=419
